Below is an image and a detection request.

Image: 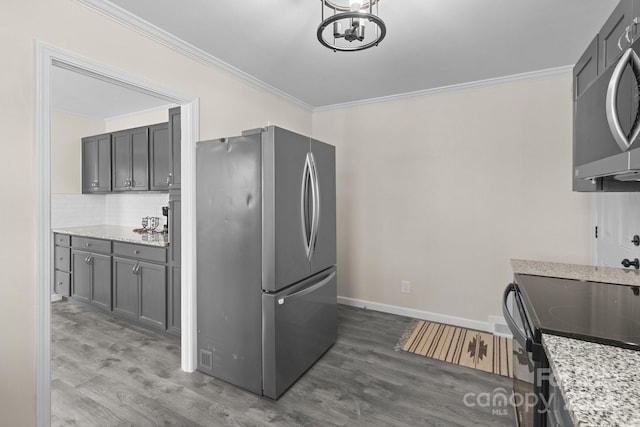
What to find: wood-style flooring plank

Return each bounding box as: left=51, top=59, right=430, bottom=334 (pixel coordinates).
left=51, top=300, right=514, bottom=426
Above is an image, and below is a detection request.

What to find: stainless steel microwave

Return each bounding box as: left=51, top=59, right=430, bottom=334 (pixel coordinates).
left=574, top=37, right=640, bottom=191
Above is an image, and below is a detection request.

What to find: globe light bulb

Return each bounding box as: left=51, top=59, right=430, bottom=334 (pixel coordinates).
left=349, top=0, right=362, bottom=11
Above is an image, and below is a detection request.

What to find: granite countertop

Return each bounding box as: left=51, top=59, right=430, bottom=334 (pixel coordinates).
left=511, top=258, right=640, bottom=286
left=543, top=334, right=640, bottom=427
left=512, top=259, right=640, bottom=426
left=53, top=225, right=169, bottom=247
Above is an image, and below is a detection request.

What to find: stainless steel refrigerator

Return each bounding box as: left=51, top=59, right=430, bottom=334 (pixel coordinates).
left=196, top=126, right=337, bottom=399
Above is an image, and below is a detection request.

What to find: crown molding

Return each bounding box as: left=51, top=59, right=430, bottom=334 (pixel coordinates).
left=314, top=65, right=574, bottom=112
left=74, top=0, right=314, bottom=112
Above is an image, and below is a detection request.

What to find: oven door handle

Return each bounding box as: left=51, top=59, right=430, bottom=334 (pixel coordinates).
left=502, top=282, right=529, bottom=349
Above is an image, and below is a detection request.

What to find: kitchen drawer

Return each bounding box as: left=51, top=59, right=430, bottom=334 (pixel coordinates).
left=113, top=241, right=167, bottom=263
left=54, top=246, right=70, bottom=271
left=54, top=233, right=70, bottom=247
left=71, top=236, right=111, bottom=254
left=54, top=270, right=70, bottom=296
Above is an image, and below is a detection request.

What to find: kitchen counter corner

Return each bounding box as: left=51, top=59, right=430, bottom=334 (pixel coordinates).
left=52, top=225, right=169, bottom=247
left=510, top=259, right=640, bottom=286
left=542, top=334, right=640, bottom=427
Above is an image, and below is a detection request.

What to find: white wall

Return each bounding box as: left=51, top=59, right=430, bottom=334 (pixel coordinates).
left=2, top=1, right=312, bottom=425
left=312, top=74, right=592, bottom=322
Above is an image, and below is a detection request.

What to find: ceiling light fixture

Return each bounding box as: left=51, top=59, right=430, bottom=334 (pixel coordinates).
left=317, top=0, right=386, bottom=52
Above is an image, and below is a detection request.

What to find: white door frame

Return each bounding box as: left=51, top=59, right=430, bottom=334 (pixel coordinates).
left=35, top=41, right=199, bottom=427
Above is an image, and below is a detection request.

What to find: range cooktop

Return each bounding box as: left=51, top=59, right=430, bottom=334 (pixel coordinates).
left=515, top=274, right=640, bottom=350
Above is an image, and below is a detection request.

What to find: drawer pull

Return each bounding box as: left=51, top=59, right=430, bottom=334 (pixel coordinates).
left=56, top=281, right=63, bottom=285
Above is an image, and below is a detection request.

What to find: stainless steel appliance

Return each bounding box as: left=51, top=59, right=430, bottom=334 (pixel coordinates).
left=503, top=275, right=640, bottom=426
left=574, top=36, right=640, bottom=190
left=195, top=126, right=337, bottom=399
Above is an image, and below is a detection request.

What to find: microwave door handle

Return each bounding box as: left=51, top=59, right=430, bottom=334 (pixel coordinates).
left=502, top=283, right=529, bottom=349
left=606, top=48, right=640, bottom=152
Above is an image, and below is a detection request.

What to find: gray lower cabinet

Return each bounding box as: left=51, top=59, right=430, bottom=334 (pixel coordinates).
left=82, top=133, right=112, bottom=193
left=57, top=233, right=175, bottom=333
left=113, top=256, right=167, bottom=330
left=53, top=233, right=72, bottom=296
left=112, top=126, right=149, bottom=191
left=71, top=250, right=112, bottom=311
left=167, top=266, right=181, bottom=334
left=168, top=190, right=181, bottom=335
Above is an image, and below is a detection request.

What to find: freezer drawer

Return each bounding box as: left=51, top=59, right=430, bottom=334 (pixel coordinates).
left=262, top=267, right=337, bottom=399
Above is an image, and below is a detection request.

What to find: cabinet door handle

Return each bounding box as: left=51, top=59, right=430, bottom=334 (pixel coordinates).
left=132, top=263, right=140, bottom=274
left=56, top=281, right=63, bottom=286
left=85, top=255, right=93, bottom=264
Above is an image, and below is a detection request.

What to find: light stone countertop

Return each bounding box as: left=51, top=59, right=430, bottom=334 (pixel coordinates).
left=53, top=225, right=169, bottom=247
left=511, top=258, right=640, bottom=286
left=543, top=334, right=640, bottom=427
left=512, top=259, right=640, bottom=426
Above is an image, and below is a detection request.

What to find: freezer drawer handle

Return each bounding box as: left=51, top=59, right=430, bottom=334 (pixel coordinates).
left=279, top=271, right=336, bottom=305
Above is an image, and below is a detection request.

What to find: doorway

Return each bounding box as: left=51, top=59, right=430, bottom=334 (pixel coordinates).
left=36, top=42, right=199, bottom=426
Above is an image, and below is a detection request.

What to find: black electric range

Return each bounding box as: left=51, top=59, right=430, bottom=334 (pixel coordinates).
left=503, top=275, right=640, bottom=427
left=515, top=274, right=640, bottom=351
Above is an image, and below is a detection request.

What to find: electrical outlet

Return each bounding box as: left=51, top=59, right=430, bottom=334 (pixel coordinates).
left=401, top=280, right=410, bottom=294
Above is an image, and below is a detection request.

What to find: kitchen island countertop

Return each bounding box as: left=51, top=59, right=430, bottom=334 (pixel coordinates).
left=543, top=334, right=640, bottom=427
left=512, top=259, right=640, bottom=426
left=53, top=225, right=169, bottom=247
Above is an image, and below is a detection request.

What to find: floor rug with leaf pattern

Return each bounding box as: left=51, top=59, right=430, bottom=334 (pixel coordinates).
left=398, top=320, right=513, bottom=378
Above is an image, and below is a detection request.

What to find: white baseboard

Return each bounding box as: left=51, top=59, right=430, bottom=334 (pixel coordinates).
left=50, top=294, right=62, bottom=302
left=338, top=296, right=511, bottom=338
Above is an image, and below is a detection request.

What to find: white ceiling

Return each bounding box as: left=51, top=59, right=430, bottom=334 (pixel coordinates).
left=51, top=65, right=173, bottom=120
left=96, top=0, right=618, bottom=108
left=58, top=0, right=620, bottom=113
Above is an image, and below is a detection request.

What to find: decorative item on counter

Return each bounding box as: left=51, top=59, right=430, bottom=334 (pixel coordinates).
left=135, top=216, right=161, bottom=234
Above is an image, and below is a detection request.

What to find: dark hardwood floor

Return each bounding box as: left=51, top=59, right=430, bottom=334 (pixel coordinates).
left=51, top=300, right=515, bottom=426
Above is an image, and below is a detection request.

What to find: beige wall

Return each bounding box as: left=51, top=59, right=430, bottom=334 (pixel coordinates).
left=51, top=111, right=104, bottom=194
left=2, top=0, right=593, bottom=423
left=312, top=75, right=592, bottom=322
left=2, top=0, right=311, bottom=425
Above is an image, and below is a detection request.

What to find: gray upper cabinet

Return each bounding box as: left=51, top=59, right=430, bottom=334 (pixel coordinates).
left=574, top=36, right=599, bottom=99
left=112, top=126, right=149, bottom=191
left=600, top=0, right=635, bottom=71
left=82, top=133, right=111, bottom=193
left=168, top=107, right=181, bottom=189
left=149, top=122, right=170, bottom=191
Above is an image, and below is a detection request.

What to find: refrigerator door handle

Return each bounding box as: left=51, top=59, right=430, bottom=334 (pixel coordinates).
left=280, top=271, right=336, bottom=304
left=301, top=153, right=313, bottom=259
left=308, top=152, right=320, bottom=260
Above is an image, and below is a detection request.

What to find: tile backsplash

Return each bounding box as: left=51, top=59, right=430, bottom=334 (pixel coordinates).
left=52, top=193, right=170, bottom=229
left=105, top=193, right=169, bottom=228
